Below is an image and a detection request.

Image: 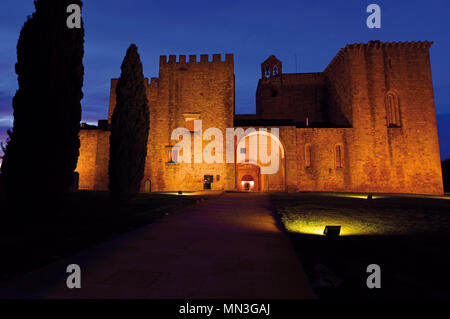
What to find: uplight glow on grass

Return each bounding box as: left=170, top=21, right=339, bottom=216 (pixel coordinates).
left=279, top=206, right=444, bottom=236
left=274, top=192, right=450, bottom=237
left=279, top=206, right=422, bottom=236
left=322, top=192, right=450, bottom=200
left=318, top=193, right=378, bottom=200
left=282, top=218, right=387, bottom=236
left=154, top=191, right=195, bottom=196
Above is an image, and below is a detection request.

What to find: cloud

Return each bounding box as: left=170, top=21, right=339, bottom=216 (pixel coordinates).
left=0, top=116, right=13, bottom=126
left=0, top=90, right=13, bottom=125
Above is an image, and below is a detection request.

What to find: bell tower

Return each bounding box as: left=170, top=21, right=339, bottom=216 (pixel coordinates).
left=261, top=55, right=282, bottom=78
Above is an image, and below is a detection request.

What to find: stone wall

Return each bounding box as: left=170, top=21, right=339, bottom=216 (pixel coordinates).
left=77, top=129, right=98, bottom=190
left=324, top=50, right=353, bottom=126
left=76, top=42, right=444, bottom=195
left=340, top=41, right=443, bottom=194
left=145, top=54, right=235, bottom=192
left=296, top=128, right=353, bottom=191
left=77, top=129, right=110, bottom=191
left=256, top=73, right=328, bottom=124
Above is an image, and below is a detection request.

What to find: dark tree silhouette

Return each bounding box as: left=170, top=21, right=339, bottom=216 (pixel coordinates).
left=109, top=44, right=150, bottom=201
left=1, top=0, right=84, bottom=208
left=442, top=159, right=450, bottom=193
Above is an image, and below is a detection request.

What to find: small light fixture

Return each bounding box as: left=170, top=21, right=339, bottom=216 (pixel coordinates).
left=367, top=194, right=373, bottom=200
left=178, top=190, right=183, bottom=195
left=324, top=226, right=341, bottom=237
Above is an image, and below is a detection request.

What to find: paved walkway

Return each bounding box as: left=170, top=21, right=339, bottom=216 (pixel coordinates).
left=0, top=193, right=315, bottom=299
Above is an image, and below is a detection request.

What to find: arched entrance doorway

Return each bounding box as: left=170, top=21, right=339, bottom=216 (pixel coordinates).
left=242, top=175, right=254, bottom=191
left=235, top=130, right=286, bottom=192
left=237, top=164, right=260, bottom=192
left=144, top=179, right=151, bottom=193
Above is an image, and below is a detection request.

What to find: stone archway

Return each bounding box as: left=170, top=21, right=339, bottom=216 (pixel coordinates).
left=241, top=175, right=254, bottom=191
left=237, top=164, right=260, bottom=192
left=235, top=130, right=286, bottom=192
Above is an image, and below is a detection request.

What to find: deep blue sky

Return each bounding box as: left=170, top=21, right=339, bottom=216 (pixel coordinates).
left=1, top=0, right=449, bottom=159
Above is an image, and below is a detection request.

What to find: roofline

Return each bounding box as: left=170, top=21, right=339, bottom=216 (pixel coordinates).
left=324, top=40, right=434, bottom=73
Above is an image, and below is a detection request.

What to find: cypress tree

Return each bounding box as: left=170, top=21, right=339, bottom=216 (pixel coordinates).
left=1, top=0, right=84, bottom=209
left=109, top=44, right=150, bottom=201
left=443, top=159, right=450, bottom=193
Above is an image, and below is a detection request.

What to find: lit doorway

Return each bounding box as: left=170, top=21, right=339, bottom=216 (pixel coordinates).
left=204, top=175, right=213, bottom=190
left=237, top=164, right=260, bottom=192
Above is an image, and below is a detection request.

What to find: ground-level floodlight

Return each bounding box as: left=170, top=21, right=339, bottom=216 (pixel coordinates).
left=324, top=226, right=341, bottom=237
left=178, top=190, right=183, bottom=195
left=367, top=194, right=373, bottom=200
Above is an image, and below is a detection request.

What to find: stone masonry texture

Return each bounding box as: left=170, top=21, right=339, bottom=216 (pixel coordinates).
left=76, top=42, right=444, bottom=195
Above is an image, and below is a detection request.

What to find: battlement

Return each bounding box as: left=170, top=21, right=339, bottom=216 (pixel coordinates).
left=346, top=40, right=433, bottom=50
left=325, top=40, right=433, bottom=72
left=159, top=53, right=233, bottom=65
left=149, top=77, right=159, bottom=88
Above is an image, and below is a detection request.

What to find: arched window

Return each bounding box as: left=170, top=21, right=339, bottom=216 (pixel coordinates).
left=144, top=179, right=151, bottom=193
left=265, top=66, right=271, bottom=78
left=305, top=144, right=311, bottom=168
left=386, top=92, right=401, bottom=127
left=335, top=145, right=343, bottom=168
left=273, top=66, right=279, bottom=76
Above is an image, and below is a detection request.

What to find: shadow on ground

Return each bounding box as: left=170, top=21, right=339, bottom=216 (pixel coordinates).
left=287, top=232, right=450, bottom=298
left=0, top=191, right=213, bottom=283
left=271, top=192, right=450, bottom=299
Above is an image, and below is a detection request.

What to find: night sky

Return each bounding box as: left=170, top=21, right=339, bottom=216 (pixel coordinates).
left=1, top=0, right=449, bottom=161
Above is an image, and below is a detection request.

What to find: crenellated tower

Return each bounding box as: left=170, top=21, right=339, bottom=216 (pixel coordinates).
left=324, top=40, right=442, bottom=194
left=149, top=53, right=236, bottom=191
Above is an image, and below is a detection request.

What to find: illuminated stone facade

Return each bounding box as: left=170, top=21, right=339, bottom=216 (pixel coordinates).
left=77, top=41, right=444, bottom=195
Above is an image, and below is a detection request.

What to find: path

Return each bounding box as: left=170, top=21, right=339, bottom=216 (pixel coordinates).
left=0, top=193, right=315, bottom=298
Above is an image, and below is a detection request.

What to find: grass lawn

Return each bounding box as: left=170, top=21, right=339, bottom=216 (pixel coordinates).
left=0, top=191, right=210, bottom=283
left=271, top=192, right=450, bottom=299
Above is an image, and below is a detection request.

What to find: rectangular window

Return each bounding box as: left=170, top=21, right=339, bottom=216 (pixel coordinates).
left=240, top=147, right=246, bottom=154
left=183, top=113, right=201, bottom=132
left=185, top=119, right=195, bottom=132
left=335, top=145, right=342, bottom=168
left=172, top=149, right=179, bottom=163
left=305, top=144, right=311, bottom=168
left=168, top=146, right=179, bottom=163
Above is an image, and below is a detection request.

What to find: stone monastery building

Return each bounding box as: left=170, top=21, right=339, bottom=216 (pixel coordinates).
left=76, top=41, right=444, bottom=195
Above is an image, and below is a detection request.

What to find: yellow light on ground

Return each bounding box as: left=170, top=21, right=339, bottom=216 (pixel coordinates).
left=327, top=194, right=372, bottom=199
left=407, top=194, right=450, bottom=200
left=282, top=218, right=397, bottom=236
left=321, top=192, right=450, bottom=200
left=155, top=191, right=194, bottom=196
left=279, top=192, right=450, bottom=237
